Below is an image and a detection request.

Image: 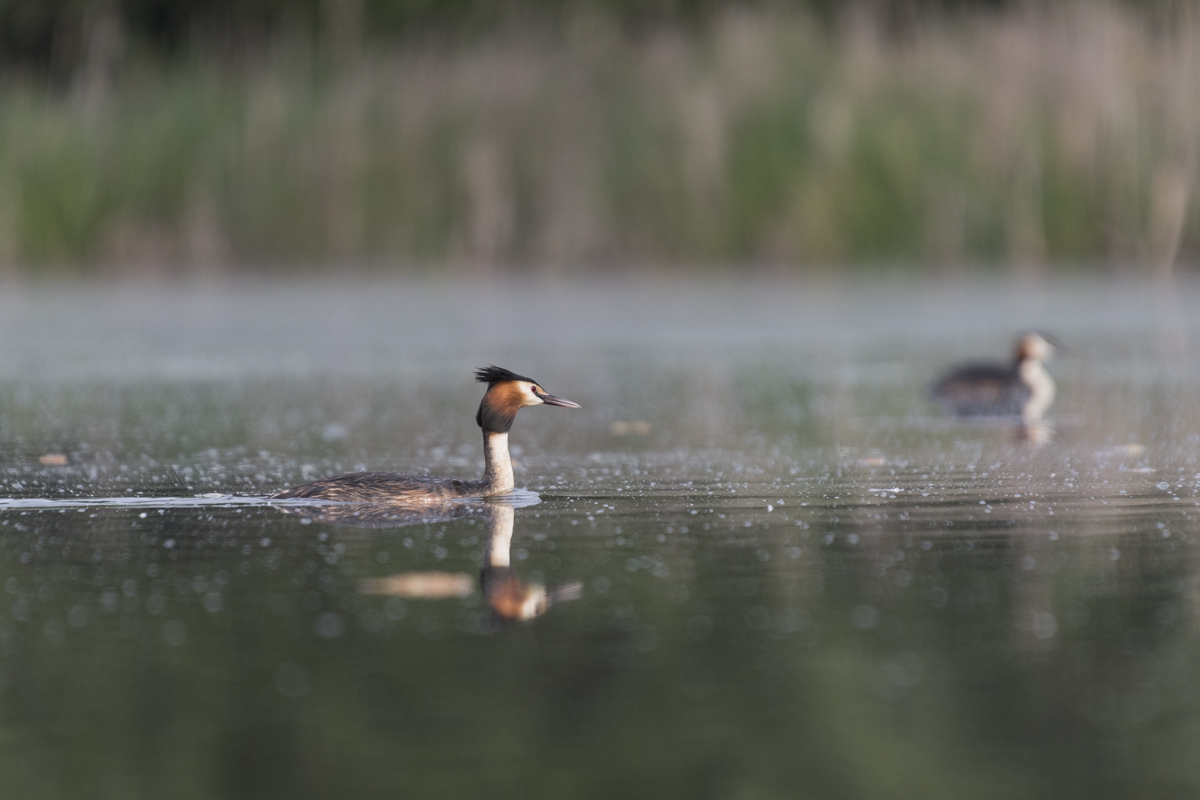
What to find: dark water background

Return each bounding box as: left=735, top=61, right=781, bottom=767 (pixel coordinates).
left=1, top=279, right=1199, bottom=799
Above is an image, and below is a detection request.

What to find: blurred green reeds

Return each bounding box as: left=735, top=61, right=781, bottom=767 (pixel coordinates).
left=0, top=3, right=1197, bottom=276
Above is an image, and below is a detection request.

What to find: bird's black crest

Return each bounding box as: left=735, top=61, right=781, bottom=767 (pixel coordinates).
left=475, top=365, right=537, bottom=386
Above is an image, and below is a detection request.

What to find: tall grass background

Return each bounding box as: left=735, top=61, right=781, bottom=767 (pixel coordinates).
left=0, top=2, right=1197, bottom=277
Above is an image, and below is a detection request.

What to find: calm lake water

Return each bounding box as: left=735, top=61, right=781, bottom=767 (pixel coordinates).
left=1, top=278, right=1200, bottom=799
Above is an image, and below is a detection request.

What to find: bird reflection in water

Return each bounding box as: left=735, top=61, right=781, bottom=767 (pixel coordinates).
left=478, top=503, right=582, bottom=622
left=271, top=496, right=488, bottom=528
left=1015, top=419, right=1052, bottom=447
left=274, top=496, right=581, bottom=622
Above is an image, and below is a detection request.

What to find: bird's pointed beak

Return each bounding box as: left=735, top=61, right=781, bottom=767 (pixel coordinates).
left=540, top=393, right=581, bottom=409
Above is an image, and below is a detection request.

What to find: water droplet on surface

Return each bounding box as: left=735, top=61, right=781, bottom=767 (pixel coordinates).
left=1031, top=612, right=1057, bottom=640
left=163, top=620, right=187, bottom=646
left=276, top=662, right=309, bottom=698
left=383, top=597, right=407, bottom=621
left=67, top=604, right=89, bottom=627
left=315, top=611, right=345, bottom=639
left=852, top=604, right=880, bottom=629
left=43, top=619, right=65, bottom=644
left=686, top=615, right=712, bottom=641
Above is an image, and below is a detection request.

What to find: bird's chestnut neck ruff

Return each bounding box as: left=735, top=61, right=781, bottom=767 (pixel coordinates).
left=476, top=383, right=526, bottom=433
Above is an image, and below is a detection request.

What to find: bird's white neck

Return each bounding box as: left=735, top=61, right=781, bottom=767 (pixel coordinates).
left=482, top=431, right=514, bottom=495
left=1019, top=359, right=1055, bottom=421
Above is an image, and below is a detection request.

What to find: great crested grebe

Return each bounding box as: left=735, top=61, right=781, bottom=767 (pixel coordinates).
left=271, top=366, right=580, bottom=503
left=931, top=333, right=1057, bottom=420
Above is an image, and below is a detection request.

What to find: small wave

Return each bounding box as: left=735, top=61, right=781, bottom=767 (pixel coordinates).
left=0, top=494, right=273, bottom=509
left=0, top=488, right=542, bottom=511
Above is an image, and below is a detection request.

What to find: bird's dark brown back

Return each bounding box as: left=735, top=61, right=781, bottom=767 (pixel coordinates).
left=270, top=472, right=482, bottom=502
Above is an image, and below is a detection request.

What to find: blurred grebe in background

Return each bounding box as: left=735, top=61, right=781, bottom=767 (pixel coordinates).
left=272, top=366, right=580, bottom=503
left=932, top=333, right=1057, bottom=421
